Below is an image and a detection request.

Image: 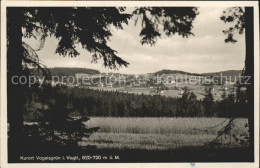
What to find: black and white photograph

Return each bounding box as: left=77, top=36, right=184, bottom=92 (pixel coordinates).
left=0, top=1, right=259, bottom=167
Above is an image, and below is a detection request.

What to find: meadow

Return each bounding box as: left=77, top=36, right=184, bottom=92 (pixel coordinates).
left=82, top=117, right=248, bottom=150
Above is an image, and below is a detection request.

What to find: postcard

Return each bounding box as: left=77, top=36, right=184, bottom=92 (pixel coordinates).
left=0, top=1, right=259, bottom=168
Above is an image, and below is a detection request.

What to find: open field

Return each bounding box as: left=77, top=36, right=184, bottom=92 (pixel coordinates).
left=20, top=118, right=251, bottom=162
left=82, top=117, right=248, bottom=150
left=20, top=117, right=250, bottom=162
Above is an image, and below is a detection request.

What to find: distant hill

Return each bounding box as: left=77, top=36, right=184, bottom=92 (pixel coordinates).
left=153, top=69, right=201, bottom=76
left=202, top=70, right=242, bottom=81
left=151, top=69, right=242, bottom=82
left=49, top=67, right=100, bottom=77
left=30, top=67, right=242, bottom=81
left=202, top=70, right=242, bottom=77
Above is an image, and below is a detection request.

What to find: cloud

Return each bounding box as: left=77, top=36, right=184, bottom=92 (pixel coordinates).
left=27, top=7, right=245, bottom=74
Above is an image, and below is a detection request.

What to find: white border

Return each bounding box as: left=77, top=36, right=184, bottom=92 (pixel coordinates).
left=1, top=1, right=259, bottom=168
left=0, top=0, right=259, bottom=7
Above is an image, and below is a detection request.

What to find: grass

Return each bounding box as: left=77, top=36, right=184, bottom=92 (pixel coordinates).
left=85, top=117, right=248, bottom=135
left=13, top=117, right=251, bottom=162
left=80, top=133, right=217, bottom=150
left=83, top=117, right=248, bottom=150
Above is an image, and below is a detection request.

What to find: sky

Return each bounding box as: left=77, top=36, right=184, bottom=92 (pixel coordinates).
left=23, top=7, right=245, bottom=74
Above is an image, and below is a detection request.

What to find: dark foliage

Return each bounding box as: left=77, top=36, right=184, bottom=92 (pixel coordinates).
left=220, top=7, right=245, bottom=43
left=220, top=7, right=254, bottom=155
left=15, top=7, right=132, bottom=69
left=7, top=7, right=133, bottom=159
left=133, top=7, right=199, bottom=45
left=202, top=90, right=216, bottom=117
left=24, top=84, right=248, bottom=121
left=11, top=84, right=100, bottom=160
left=29, top=91, right=100, bottom=147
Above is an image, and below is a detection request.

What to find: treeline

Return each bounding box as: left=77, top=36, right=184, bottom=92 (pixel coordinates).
left=24, top=84, right=248, bottom=121
left=31, top=67, right=100, bottom=77
left=155, top=69, right=201, bottom=76
left=50, top=67, right=100, bottom=76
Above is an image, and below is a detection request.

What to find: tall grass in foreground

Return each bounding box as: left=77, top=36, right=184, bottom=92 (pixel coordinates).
left=81, top=117, right=248, bottom=150
left=85, top=117, right=248, bottom=135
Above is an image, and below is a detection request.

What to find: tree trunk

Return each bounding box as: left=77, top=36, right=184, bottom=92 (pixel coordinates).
left=7, top=7, right=25, bottom=158
left=244, top=7, right=254, bottom=161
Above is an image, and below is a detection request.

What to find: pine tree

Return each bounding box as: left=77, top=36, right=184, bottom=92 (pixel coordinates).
left=203, top=90, right=215, bottom=117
